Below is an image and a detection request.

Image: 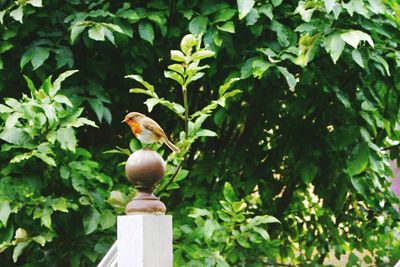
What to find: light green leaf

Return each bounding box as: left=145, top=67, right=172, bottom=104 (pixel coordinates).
left=51, top=198, right=68, bottom=212
left=35, top=153, right=56, bottom=166
left=51, top=70, right=78, bottom=96
left=191, top=50, right=216, bottom=60
left=168, top=64, right=185, bottom=74
left=10, top=6, right=23, bottom=23
left=138, top=22, right=154, bottom=44
left=83, top=209, right=101, bottom=235
left=236, top=235, right=250, bottom=248
left=70, top=25, right=87, bottom=43
left=23, top=75, right=37, bottom=97
left=195, top=129, right=217, bottom=138
left=88, top=24, right=105, bottom=41
left=32, top=236, right=46, bottom=246
left=237, top=0, right=255, bottom=20
left=54, top=95, right=73, bottom=107
left=27, top=0, right=42, bottom=7
left=170, top=50, right=186, bottom=62
left=0, top=201, right=11, bottom=226
left=100, top=210, right=115, bottom=230
left=56, top=127, right=77, bottom=152
left=164, top=70, right=184, bottom=85
left=0, top=11, right=5, bottom=24
left=180, top=34, right=198, bottom=55
left=347, top=143, right=369, bottom=176
left=217, top=21, right=235, bottom=33
left=88, top=98, right=106, bottom=122
left=189, top=16, right=208, bottom=35
left=125, top=74, right=155, bottom=92
left=325, top=0, right=336, bottom=13
left=351, top=49, right=364, bottom=68
left=254, top=227, right=270, bottom=240
left=0, top=127, right=29, bottom=145
left=325, top=33, right=345, bottom=63
left=277, top=66, right=296, bottom=91
left=144, top=98, right=160, bottom=112
left=223, top=182, right=237, bottom=203
left=13, top=242, right=30, bottom=263
left=31, top=47, right=50, bottom=70
left=340, top=30, right=374, bottom=49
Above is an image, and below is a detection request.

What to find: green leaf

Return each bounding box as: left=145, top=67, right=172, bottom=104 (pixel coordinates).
left=88, top=24, right=105, bottom=41
left=180, top=34, right=198, bottom=55
left=191, top=50, right=216, bottom=60
left=237, top=0, right=255, bottom=19
left=27, top=0, right=42, bottom=7
left=300, top=163, right=318, bottom=184
left=0, top=11, right=5, bottom=24
left=223, top=182, right=237, bottom=203
left=277, top=66, right=296, bottom=91
left=51, top=70, right=78, bottom=96
left=236, top=235, right=250, bottom=248
left=253, top=227, right=270, bottom=240
left=56, top=128, right=77, bottom=152
left=164, top=70, right=184, bottom=85
left=125, top=75, right=155, bottom=92
left=21, top=47, right=50, bottom=70
left=51, top=198, right=68, bottom=212
left=347, top=143, right=369, bottom=176
left=217, top=21, right=235, bottom=33
left=340, top=30, right=374, bottom=49
left=138, top=22, right=154, bottom=44
left=170, top=50, right=186, bottom=62
left=13, top=241, right=30, bottom=263
left=351, top=49, right=364, bottom=68
left=10, top=6, right=23, bottom=23
left=70, top=25, right=87, bottom=43
left=189, top=16, right=208, bottom=35
left=23, top=75, right=37, bottom=95
left=0, top=201, right=11, bottom=226
left=88, top=98, right=106, bottom=122
left=325, top=0, right=336, bottom=13
left=325, top=33, right=345, bottom=64
left=195, top=129, right=217, bottom=138
left=54, top=95, right=73, bottom=107
left=83, top=209, right=101, bottom=235
left=35, top=153, right=56, bottom=166
left=55, top=46, right=74, bottom=69
left=0, top=127, right=30, bottom=145
left=100, top=210, right=115, bottom=230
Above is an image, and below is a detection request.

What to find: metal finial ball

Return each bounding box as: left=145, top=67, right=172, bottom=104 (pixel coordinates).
left=124, top=149, right=167, bottom=215
left=125, top=149, right=166, bottom=190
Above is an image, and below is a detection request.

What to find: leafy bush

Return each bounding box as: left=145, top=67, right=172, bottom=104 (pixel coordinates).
left=0, top=0, right=400, bottom=266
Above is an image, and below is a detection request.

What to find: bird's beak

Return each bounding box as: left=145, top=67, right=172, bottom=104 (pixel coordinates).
left=121, top=119, right=126, bottom=123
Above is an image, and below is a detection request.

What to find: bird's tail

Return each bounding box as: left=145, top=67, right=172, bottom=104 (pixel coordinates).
left=163, top=138, right=180, bottom=152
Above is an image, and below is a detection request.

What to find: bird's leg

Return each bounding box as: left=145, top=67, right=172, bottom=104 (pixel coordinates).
left=142, top=144, right=151, bottom=150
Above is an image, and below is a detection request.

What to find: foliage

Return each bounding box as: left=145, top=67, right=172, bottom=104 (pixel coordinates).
left=0, top=0, right=400, bottom=266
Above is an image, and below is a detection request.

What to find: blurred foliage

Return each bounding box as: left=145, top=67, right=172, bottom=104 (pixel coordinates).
left=0, top=0, right=400, bottom=266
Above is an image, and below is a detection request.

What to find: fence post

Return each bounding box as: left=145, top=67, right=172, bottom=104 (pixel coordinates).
left=117, top=149, right=173, bottom=267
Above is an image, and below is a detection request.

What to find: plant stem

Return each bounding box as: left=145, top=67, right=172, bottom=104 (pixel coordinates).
left=156, top=84, right=189, bottom=195
left=183, top=85, right=189, bottom=137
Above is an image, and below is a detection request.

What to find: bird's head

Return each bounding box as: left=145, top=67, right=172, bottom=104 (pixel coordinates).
left=121, top=112, right=145, bottom=125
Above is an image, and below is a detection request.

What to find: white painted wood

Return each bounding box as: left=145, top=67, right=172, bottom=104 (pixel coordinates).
left=97, top=241, right=118, bottom=267
left=117, top=215, right=172, bottom=267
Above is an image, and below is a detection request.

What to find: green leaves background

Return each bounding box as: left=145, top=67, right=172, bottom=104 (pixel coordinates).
left=0, top=0, right=400, bottom=266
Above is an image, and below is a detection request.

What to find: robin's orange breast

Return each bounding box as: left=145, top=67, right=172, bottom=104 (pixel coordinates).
left=128, top=121, right=142, bottom=136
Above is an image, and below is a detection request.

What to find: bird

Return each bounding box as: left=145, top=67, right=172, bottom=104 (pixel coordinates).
left=122, top=112, right=180, bottom=152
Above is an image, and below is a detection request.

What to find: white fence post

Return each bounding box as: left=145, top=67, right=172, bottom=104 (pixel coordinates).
left=117, top=215, right=173, bottom=267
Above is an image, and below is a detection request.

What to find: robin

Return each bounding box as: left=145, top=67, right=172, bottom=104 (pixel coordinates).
left=122, top=112, right=179, bottom=152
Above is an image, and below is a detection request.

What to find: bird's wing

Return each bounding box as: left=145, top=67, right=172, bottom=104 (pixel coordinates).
left=142, top=119, right=166, bottom=139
